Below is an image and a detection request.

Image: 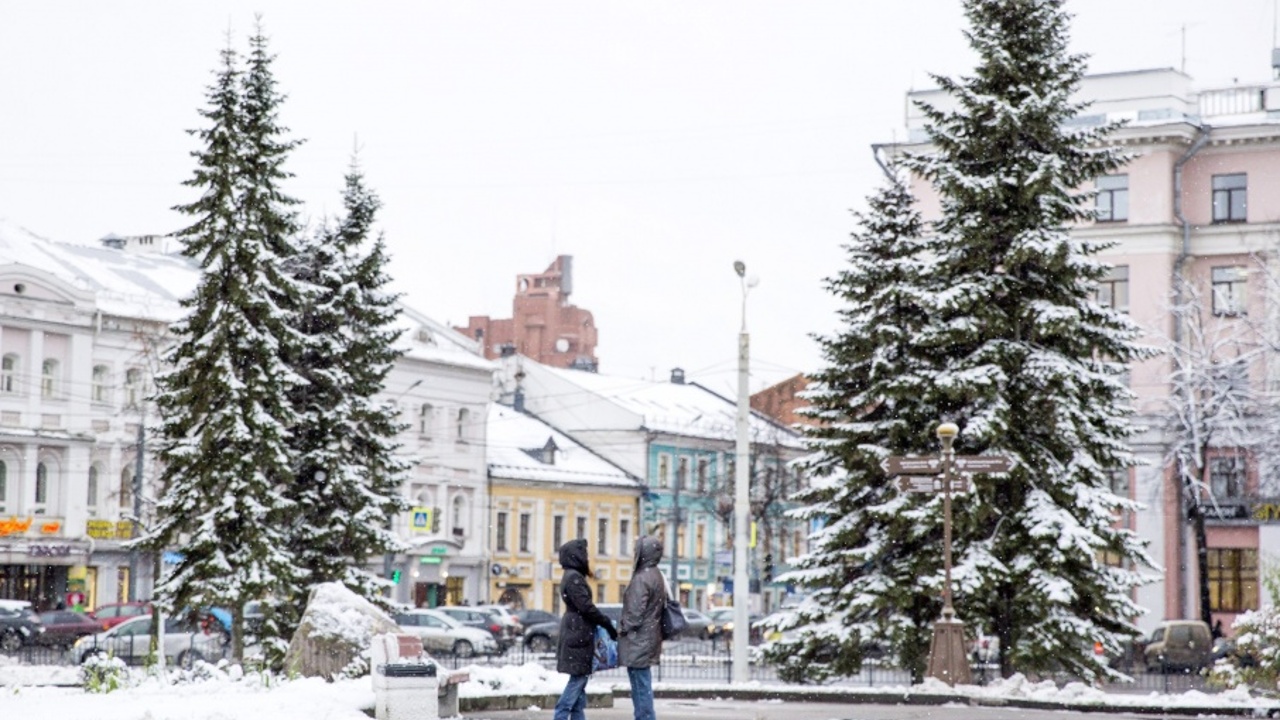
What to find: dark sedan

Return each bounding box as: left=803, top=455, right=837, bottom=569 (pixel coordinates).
left=523, top=620, right=559, bottom=653
left=515, top=608, right=559, bottom=628
left=37, top=610, right=101, bottom=648
left=0, top=600, right=45, bottom=651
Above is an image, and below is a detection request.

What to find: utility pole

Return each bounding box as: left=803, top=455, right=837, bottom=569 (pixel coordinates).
left=669, top=460, right=685, bottom=601
left=732, top=260, right=755, bottom=683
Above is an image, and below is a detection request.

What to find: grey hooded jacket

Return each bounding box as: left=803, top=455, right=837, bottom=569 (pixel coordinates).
left=618, top=535, right=665, bottom=668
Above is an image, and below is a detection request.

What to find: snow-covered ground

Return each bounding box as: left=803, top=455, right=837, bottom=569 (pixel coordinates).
left=1, top=658, right=1277, bottom=719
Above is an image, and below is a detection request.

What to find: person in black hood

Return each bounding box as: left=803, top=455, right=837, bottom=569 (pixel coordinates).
left=553, top=537, right=617, bottom=720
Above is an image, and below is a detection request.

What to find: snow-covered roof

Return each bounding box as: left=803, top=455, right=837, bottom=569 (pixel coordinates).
left=537, top=364, right=802, bottom=447
left=487, top=403, right=639, bottom=489
left=0, top=216, right=490, bottom=372
left=0, top=217, right=194, bottom=322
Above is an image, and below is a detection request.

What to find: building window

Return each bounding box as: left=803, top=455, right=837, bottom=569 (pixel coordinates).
left=657, top=454, right=670, bottom=488
left=1212, top=173, right=1247, bottom=223
left=1208, top=456, right=1245, bottom=500
left=1096, top=265, right=1129, bottom=312
left=553, top=515, right=565, bottom=551
left=619, top=519, right=631, bottom=557
left=0, top=354, right=16, bottom=394
left=41, top=359, right=59, bottom=398
left=87, top=466, right=99, bottom=512
left=0, top=462, right=6, bottom=514
left=676, top=457, right=689, bottom=491
left=124, top=368, right=142, bottom=407
left=452, top=495, right=465, bottom=537
left=419, top=404, right=434, bottom=437
left=120, top=465, right=134, bottom=511
left=551, top=583, right=561, bottom=614
left=34, top=462, right=48, bottom=511
left=695, top=523, right=705, bottom=559
left=1207, top=548, right=1259, bottom=613
left=1108, top=470, right=1130, bottom=499
left=576, top=516, right=587, bottom=541
left=597, top=518, right=609, bottom=555
left=1211, top=266, right=1248, bottom=316
left=696, top=459, right=708, bottom=493
left=1095, top=174, right=1129, bottom=222
left=91, top=365, right=110, bottom=403
left=518, top=513, right=531, bottom=553
left=495, top=512, right=508, bottom=552
left=456, top=408, right=469, bottom=441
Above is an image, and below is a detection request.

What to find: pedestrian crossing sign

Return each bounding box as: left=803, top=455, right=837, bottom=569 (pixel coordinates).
left=411, top=506, right=433, bottom=534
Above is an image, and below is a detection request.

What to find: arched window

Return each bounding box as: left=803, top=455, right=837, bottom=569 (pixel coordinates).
left=0, top=354, right=17, bottom=394
left=456, top=408, right=469, bottom=441
left=34, top=462, right=48, bottom=510
left=452, top=495, right=465, bottom=537
left=124, top=368, right=142, bottom=407
left=120, top=465, right=134, bottom=510
left=41, top=358, right=59, bottom=398
left=87, top=466, right=100, bottom=512
left=419, top=403, right=434, bottom=437
left=92, top=365, right=111, bottom=403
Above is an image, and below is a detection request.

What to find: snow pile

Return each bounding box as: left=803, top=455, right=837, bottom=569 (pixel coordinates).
left=456, top=661, right=575, bottom=697
left=302, top=581, right=396, bottom=647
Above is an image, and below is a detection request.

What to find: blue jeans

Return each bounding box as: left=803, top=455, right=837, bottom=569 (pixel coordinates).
left=627, top=666, right=654, bottom=720
left=554, top=673, right=590, bottom=720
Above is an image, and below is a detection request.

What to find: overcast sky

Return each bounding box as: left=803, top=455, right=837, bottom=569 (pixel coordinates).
left=1, top=1, right=1270, bottom=396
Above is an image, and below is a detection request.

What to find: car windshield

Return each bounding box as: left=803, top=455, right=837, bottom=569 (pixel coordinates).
left=428, top=612, right=461, bottom=629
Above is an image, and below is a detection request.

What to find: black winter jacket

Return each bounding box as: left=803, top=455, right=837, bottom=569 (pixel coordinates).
left=556, top=538, right=617, bottom=676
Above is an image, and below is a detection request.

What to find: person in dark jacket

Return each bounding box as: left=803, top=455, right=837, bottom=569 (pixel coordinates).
left=618, top=535, right=665, bottom=720
left=553, top=538, right=618, bottom=720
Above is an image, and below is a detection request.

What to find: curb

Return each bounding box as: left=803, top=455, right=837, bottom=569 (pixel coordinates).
left=608, top=686, right=1280, bottom=717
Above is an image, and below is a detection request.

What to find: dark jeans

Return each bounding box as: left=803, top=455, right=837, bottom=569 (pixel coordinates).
left=627, top=666, right=655, bottom=720
left=554, top=673, right=590, bottom=720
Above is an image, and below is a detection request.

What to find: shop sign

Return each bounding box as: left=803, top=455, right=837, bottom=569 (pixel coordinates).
left=29, top=544, right=72, bottom=557
left=86, top=519, right=135, bottom=539
left=0, top=516, right=64, bottom=537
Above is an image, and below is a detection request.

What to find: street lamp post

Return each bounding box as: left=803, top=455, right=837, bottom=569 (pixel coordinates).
left=732, top=260, right=755, bottom=682
left=926, top=422, right=971, bottom=685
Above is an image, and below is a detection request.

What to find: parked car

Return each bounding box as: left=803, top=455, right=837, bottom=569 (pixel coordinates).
left=1143, top=620, right=1213, bottom=672
left=394, top=609, right=499, bottom=658
left=72, top=614, right=224, bottom=668
left=36, top=610, right=101, bottom=648
left=474, top=604, right=523, bottom=647
left=0, top=600, right=45, bottom=651
left=515, top=608, right=559, bottom=628
left=435, top=606, right=511, bottom=650
left=680, top=609, right=715, bottom=640
left=88, top=601, right=152, bottom=630
left=523, top=620, right=559, bottom=653
left=705, top=607, right=764, bottom=644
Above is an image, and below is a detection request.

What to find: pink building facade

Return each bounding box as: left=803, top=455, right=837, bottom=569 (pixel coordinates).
left=891, top=68, right=1280, bottom=634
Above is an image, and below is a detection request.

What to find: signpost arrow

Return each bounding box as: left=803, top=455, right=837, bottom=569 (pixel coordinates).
left=881, top=456, right=942, bottom=475
left=897, top=475, right=971, bottom=494
left=952, top=456, right=1013, bottom=474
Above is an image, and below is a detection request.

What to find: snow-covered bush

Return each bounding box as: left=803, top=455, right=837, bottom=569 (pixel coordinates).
left=81, top=653, right=129, bottom=693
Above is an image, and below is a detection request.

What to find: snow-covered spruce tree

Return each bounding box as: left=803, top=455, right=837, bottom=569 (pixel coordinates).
left=285, top=162, right=410, bottom=625
left=140, top=28, right=306, bottom=664
left=900, top=0, right=1154, bottom=680
left=761, top=165, right=944, bottom=683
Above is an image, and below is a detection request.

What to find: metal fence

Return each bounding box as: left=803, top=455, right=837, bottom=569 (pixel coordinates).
left=2, top=633, right=1213, bottom=694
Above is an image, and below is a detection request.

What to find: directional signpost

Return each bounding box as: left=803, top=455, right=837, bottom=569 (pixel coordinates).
left=882, top=428, right=1012, bottom=687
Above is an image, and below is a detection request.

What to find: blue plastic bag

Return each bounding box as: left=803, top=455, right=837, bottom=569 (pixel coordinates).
left=592, top=625, right=618, bottom=672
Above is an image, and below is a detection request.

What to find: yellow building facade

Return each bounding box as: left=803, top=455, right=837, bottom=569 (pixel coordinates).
left=486, top=403, right=642, bottom=612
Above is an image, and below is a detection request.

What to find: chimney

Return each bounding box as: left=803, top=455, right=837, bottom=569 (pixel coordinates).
left=514, top=388, right=525, bottom=413
left=670, top=367, right=685, bottom=384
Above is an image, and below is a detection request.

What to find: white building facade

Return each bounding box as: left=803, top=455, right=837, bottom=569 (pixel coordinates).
left=0, top=222, right=494, bottom=611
